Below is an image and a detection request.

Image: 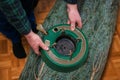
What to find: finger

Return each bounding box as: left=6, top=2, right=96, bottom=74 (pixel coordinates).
left=34, top=46, right=41, bottom=55
left=70, top=21, right=75, bottom=31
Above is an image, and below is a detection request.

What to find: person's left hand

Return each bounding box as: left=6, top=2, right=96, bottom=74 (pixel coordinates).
left=67, top=4, right=82, bottom=31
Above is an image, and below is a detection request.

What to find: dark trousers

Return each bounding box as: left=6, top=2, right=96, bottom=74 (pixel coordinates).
left=0, top=0, right=38, bottom=44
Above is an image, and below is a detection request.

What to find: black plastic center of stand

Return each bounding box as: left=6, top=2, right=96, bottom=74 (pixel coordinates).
left=55, top=35, right=76, bottom=56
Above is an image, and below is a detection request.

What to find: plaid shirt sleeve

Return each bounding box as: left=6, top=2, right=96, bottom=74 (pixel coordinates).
left=64, top=0, right=77, bottom=4
left=0, top=0, right=32, bottom=35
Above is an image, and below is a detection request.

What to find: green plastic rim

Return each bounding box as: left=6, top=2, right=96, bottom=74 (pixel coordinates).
left=41, top=24, right=88, bottom=72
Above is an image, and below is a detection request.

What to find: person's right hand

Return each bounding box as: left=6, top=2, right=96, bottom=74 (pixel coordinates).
left=66, top=4, right=82, bottom=31
left=24, top=30, right=49, bottom=55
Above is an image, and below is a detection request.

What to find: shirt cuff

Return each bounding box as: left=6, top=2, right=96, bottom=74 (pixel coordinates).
left=64, top=0, right=77, bottom=4
left=19, top=19, right=32, bottom=35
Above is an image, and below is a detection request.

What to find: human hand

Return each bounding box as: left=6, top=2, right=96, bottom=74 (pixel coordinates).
left=67, top=4, right=82, bottom=31
left=24, top=30, right=49, bottom=55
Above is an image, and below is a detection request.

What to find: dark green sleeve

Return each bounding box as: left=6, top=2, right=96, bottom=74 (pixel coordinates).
left=64, top=0, right=77, bottom=4
left=0, top=0, right=32, bottom=35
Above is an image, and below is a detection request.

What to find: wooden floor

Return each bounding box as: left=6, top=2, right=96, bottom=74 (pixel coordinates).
left=0, top=0, right=120, bottom=80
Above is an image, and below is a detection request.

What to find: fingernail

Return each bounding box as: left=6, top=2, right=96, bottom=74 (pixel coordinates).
left=45, top=46, right=49, bottom=50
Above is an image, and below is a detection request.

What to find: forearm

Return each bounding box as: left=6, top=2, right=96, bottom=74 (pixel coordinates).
left=66, top=4, right=78, bottom=11
left=0, top=0, right=31, bottom=35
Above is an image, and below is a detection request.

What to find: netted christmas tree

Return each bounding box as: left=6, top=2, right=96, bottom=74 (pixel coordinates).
left=19, top=0, right=119, bottom=80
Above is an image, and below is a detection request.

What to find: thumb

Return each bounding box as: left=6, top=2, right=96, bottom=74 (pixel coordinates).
left=77, top=20, right=82, bottom=28
left=39, top=41, right=49, bottom=50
